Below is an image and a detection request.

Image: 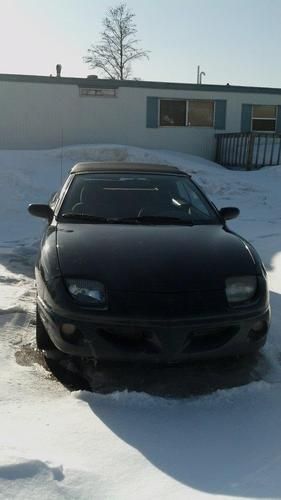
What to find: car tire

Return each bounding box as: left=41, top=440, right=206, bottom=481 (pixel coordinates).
left=36, top=306, right=56, bottom=351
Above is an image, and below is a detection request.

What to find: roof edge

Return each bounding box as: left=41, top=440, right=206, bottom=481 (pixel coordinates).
left=0, top=73, right=281, bottom=95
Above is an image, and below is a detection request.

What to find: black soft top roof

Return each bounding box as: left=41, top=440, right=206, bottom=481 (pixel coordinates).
left=71, top=162, right=190, bottom=176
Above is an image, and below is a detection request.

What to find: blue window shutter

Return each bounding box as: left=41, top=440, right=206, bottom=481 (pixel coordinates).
left=276, top=106, right=281, bottom=133
left=241, top=104, right=252, bottom=132
left=146, top=97, right=159, bottom=128
left=214, top=100, right=226, bottom=130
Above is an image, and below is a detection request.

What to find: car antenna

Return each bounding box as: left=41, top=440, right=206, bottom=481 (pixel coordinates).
left=60, top=128, right=64, bottom=185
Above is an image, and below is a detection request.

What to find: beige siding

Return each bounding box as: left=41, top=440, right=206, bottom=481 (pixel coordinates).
left=0, top=80, right=281, bottom=159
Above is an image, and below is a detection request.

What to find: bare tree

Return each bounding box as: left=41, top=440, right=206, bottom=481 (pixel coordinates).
left=84, top=3, right=149, bottom=80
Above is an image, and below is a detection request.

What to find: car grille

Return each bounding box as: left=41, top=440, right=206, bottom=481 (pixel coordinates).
left=109, top=290, right=228, bottom=318
left=97, top=325, right=239, bottom=355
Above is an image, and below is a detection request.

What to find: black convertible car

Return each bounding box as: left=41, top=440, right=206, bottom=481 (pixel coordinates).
left=28, top=162, right=270, bottom=364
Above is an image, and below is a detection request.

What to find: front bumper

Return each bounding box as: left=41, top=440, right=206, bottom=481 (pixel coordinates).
left=38, top=299, right=271, bottom=363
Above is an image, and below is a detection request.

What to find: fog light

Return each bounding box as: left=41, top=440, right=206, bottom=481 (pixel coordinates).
left=61, top=323, right=76, bottom=336
left=252, top=320, right=264, bottom=332
left=248, top=321, right=267, bottom=342
left=60, top=323, right=81, bottom=344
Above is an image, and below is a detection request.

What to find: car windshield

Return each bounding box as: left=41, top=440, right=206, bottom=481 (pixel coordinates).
left=58, top=172, right=219, bottom=225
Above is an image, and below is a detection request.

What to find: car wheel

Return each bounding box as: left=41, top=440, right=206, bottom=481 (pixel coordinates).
left=36, top=306, right=56, bottom=351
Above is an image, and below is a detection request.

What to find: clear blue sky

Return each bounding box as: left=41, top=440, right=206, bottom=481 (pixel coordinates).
left=2, top=0, right=281, bottom=87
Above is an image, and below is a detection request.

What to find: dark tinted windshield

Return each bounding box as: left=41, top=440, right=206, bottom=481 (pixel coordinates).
left=59, top=172, right=219, bottom=225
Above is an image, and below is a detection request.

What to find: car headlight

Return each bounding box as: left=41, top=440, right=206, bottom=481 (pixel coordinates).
left=65, top=279, right=106, bottom=307
left=225, top=276, right=257, bottom=304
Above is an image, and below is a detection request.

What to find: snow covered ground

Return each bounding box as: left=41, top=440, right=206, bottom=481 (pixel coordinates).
left=0, top=144, right=281, bottom=499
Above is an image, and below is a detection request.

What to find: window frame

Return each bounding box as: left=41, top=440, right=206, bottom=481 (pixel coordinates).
left=159, top=98, right=214, bottom=128
left=251, top=105, right=277, bottom=133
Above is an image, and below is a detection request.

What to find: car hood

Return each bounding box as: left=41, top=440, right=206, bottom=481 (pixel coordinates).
left=56, top=223, right=257, bottom=292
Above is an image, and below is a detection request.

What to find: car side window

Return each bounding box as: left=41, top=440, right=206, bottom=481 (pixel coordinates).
left=176, top=180, right=211, bottom=217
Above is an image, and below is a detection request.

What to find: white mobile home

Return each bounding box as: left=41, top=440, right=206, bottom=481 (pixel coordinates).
left=0, top=73, right=281, bottom=160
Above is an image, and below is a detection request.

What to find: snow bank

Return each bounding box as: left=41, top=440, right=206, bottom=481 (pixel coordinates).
left=1, top=144, right=281, bottom=499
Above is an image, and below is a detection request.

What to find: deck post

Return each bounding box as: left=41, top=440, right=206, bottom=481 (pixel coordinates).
left=246, top=134, right=255, bottom=170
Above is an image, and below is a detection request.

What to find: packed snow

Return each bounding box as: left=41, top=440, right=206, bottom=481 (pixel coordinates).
left=0, top=144, right=281, bottom=499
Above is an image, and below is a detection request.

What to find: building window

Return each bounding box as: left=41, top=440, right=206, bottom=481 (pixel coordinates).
left=159, top=99, right=214, bottom=127
left=252, top=105, right=276, bottom=132
left=160, top=100, right=186, bottom=126
left=188, top=100, right=214, bottom=127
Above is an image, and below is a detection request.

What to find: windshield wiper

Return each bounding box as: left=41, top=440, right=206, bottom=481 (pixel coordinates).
left=60, top=213, right=195, bottom=225
left=110, top=215, right=194, bottom=225
left=60, top=212, right=108, bottom=223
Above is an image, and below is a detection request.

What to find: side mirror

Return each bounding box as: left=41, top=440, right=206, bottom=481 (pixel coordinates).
left=219, top=207, right=240, bottom=221
left=28, top=204, right=54, bottom=221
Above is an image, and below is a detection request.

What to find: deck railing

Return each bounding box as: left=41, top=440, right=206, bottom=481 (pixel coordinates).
left=215, top=132, right=281, bottom=169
